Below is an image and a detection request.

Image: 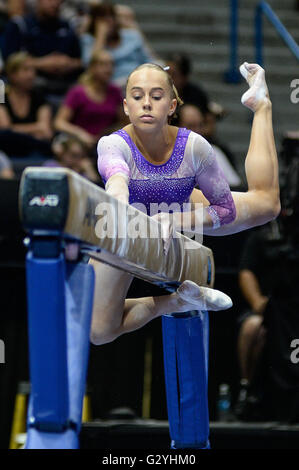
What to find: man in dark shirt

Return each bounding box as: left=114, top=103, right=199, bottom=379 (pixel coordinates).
left=1, top=0, right=82, bottom=96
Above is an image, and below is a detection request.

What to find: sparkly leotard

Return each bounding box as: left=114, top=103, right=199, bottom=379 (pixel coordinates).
left=97, top=128, right=236, bottom=228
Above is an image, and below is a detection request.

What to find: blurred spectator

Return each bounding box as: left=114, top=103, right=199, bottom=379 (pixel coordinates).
left=58, top=0, right=90, bottom=36
left=235, top=205, right=299, bottom=422
left=0, top=149, right=14, bottom=178
left=201, top=102, right=243, bottom=187
left=166, top=53, right=209, bottom=115
left=114, top=3, right=159, bottom=61
left=80, top=2, right=156, bottom=88
left=0, top=0, right=8, bottom=30
left=235, top=224, right=273, bottom=420
left=6, top=0, right=27, bottom=17
left=43, top=133, right=100, bottom=183
left=0, top=0, right=8, bottom=74
left=3, top=0, right=89, bottom=19
left=1, top=0, right=82, bottom=99
left=0, top=51, right=53, bottom=157
left=54, top=50, right=126, bottom=149
left=178, top=103, right=242, bottom=188
left=2, top=0, right=89, bottom=19
left=115, top=4, right=137, bottom=29
left=61, top=0, right=88, bottom=20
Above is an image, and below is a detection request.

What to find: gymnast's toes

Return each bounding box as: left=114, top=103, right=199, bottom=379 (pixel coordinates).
left=207, top=289, right=233, bottom=311
left=239, top=62, right=269, bottom=112
left=239, top=62, right=264, bottom=81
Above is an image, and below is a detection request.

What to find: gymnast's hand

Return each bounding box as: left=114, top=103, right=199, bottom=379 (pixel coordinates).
left=151, top=212, right=176, bottom=256
left=105, top=173, right=129, bottom=205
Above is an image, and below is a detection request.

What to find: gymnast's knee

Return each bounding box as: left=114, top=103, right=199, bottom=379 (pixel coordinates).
left=89, top=323, right=119, bottom=346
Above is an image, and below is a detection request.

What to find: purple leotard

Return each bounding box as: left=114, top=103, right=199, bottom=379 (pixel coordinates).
left=97, top=128, right=236, bottom=228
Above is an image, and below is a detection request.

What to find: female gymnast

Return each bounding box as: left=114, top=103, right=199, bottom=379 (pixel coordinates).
left=89, top=61, right=280, bottom=346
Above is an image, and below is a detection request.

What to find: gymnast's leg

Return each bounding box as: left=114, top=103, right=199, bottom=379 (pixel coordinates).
left=191, top=63, right=280, bottom=233
left=239, top=62, right=279, bottom=207
left=89, top=259, right=134, bottom=345
left=89, top=259, right=232, bottom=345
left=119, top=280, right=232, bottom=337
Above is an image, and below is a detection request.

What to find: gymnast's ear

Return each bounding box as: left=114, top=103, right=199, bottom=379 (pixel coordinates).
left=123, top=98, right=129, bottom=116
left=168, top=98, right=177, bottom=117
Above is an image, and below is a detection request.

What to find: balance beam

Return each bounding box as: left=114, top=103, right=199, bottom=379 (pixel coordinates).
left=19, top=167, right=214, bottom=288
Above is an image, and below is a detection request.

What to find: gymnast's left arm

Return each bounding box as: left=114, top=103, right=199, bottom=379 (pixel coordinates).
left=173, top=135, right=236, bottom=233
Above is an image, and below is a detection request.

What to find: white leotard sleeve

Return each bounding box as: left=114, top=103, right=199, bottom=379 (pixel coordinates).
left=97, top=134, right=131, bottom=183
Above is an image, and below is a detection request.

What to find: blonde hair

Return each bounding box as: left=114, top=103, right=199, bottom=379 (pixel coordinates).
left=5, top=52, right=31, bottom=77
left=79, top=50, right=113, bottom=87
left=125, top=63, right=184, bottom=121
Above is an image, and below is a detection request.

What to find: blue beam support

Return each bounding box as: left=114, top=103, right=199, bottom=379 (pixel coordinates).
left=25, top=239, right=95, bottom=449
left=26, top=250, right=69, bottom=432
left=162, top=311, right=210, bottom=449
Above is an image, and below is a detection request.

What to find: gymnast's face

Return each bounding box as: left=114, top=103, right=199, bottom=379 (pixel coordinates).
left=124, top=68, right=177, bottom=131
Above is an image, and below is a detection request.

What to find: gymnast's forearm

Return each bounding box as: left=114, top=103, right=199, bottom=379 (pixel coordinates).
left=181, top=191, right=266, bottom=236
left=172, top=208, right=213, bottom=233
left=202, top=191, right=278, bottom=236
left=105, top=173, right=129, bottom=204
left=172, top=204, right=236, bottom=235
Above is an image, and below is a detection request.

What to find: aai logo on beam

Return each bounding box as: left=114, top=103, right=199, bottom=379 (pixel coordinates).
left=29, top=195, right=59, bottom=207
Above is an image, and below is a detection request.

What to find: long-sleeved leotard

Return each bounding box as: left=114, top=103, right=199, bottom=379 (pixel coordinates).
left=97, top=127, right=236, bottom=228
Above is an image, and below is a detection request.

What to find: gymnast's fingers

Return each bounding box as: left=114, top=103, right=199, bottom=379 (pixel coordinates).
left=151, top=212, right=175, bottom=256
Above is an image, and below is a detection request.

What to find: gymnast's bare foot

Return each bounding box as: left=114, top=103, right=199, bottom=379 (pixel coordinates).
left=176, top=280, right=233, bottom=311
left=240, top=62, right=270, bottom=112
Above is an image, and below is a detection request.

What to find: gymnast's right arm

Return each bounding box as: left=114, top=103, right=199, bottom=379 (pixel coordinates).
left=97, top=136, right=130, bottom=205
